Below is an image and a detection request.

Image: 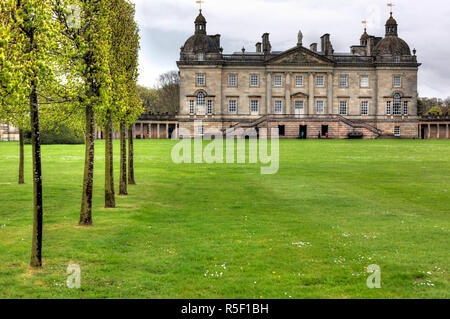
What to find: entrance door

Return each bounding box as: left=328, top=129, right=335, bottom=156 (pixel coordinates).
left=299, top=125, right=307, bottom=139
left=321, top=125, right=329, bottom=136
left=421, top=126, right=425, bottom=139
left=295, top=100, right=304, bottom=116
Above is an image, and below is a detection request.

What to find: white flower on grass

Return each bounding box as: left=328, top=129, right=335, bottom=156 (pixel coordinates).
left=341, top=232, right=352, bottom=237
left=292, top=242, right=310, bottom=247
left=415, top=279, right=435, bottom=287
left=204, top=263, right=227, bottom=278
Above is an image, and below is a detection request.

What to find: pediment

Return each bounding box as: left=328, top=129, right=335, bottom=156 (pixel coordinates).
left=267, top=47, right=334, bottom=66
left=291, top=92, right=309, bottom=98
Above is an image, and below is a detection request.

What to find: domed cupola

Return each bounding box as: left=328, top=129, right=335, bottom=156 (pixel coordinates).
left=195, top=10, right=207, bottom=35
left=360, top=28, right=369, bottom=46
left=385, top=12, right=398, bottom=36
left=373, top=13, right=411, bottom=56
left=180, top=10, right=222, bottom=58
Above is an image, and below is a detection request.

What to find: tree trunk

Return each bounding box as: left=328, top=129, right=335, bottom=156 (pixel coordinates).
left=19, top=128, right=25, bottom=184
left=119, top=122, right=127, bottom=195
left=79, top=104, right=95, bottom=225
left=127, top=125, right=136, bottom=185
left=104, top=116, right=115, bottom=208
left=29, top=84, right=43, bottom=268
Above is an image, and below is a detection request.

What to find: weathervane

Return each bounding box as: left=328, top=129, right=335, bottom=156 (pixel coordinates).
left=196, top=0, right=204, bottom=11
left=361, top=20, right=367, bottom=31
left=387, top=2, right=395, bottom=14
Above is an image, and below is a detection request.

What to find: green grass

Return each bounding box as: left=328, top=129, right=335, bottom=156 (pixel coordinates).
left=0, top=139, right=449, bottom=299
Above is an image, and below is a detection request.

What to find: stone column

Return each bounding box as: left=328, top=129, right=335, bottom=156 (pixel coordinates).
left=308, top=72, right=314, bottom=115
left=437, top=124, right=440, bottom=139
left=266, top=72, right=272, bottom=115
left=447, top=124, right=449, bottom=139
left=428, top=124, right=431, bottom=139
left=374, top=71, right=379, bottom=118
left=285, top=72, right=291, bottom=115
left=165, top=123, right=169, bottom=139
left=327, top=72, right=333, bottom=115
left=141, top=123, right=144, bottom=139
left=157, top=123, right=160, bottom=139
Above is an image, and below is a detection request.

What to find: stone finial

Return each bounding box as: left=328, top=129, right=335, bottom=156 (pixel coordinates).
left=241, top=47, right=246, bottom=54
left=413, top=48, right=417, bottom=56
left=297, top=30, right=303, bottom=47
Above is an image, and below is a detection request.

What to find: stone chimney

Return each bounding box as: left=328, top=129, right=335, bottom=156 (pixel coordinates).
left=320, top=34, right=334, bottom=56
left=262, top=33, right=271, bottom=55
left=310, top=43, right=317, bottom=52
left=256, top=42, right=262, bottom=53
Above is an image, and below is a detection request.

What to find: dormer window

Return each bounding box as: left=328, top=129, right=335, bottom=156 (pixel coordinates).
left=197, top=53, right=204, bottom=61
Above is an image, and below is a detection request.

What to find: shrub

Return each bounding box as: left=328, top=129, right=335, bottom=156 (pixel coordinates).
left=25, top=124, right=84, bottom=145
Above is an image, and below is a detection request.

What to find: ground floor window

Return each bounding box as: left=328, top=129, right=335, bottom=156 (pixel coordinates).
left=316, top=101, right=324, bottom=114
left=189, top=100, right=195, bottom=115
left=197, top=125, right=203, bottom=135
left=207, top=100, right=213, bottom=115
left=274, top=100, right=283, bottom=114
left=228, top=100, right=237, bottom=114
left=403, top=101, right=408, bottom=115
left=386, top=101, right=391, bottom=115
left=394, top=126, right=401, bottom=137
left=250, top=100, right=259, bottom=114
left=278, top=125, right=285, bottom=136
left=361, top=101, right=369, bottom=116
left=339, top=101, right=347, bottom=115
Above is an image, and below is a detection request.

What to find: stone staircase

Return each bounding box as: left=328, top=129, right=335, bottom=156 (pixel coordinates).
left=224, top=115, right=268, bottom=133
left=336, top=115, right=383, bottom=137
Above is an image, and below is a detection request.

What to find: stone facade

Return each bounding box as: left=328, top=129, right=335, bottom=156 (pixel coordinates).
left=0, top=123, right=19, bottom=141
left=177, top=10, right=423, bottom=139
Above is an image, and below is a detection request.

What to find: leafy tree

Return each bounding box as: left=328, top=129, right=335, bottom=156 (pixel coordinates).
left=137, top=85, right=160, bottom=113
left=0, top=2, right=29, bottom=184
left=426, top=106, right=443, bottom=117
left=54, top=0, right=112, bottom=225
left=106, top=0, right=141, bottom=195
left=1, top=0, right=67, bottom=268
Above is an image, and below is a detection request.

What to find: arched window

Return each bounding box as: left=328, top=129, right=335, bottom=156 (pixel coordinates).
left=197, top=92, right=206, bottom=106
left=393, top=93, right=402, bottom=115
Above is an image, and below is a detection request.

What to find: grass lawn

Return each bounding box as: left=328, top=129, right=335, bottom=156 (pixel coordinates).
left=0, top=139, right=449, bottom=299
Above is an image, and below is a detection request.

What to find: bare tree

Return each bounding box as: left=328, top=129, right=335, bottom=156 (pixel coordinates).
left=156, top=71, right=180, bottom=115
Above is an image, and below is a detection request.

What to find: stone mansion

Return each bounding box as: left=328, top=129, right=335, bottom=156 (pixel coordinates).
left=176, top=9, right=422, bottom=139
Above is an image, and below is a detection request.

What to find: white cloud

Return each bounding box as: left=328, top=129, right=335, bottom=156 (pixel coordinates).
left=132, top=0, right=450, bottom=98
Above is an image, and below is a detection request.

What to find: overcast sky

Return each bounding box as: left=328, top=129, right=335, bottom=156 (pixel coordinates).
left=131, top=0, right=450, bottom=99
